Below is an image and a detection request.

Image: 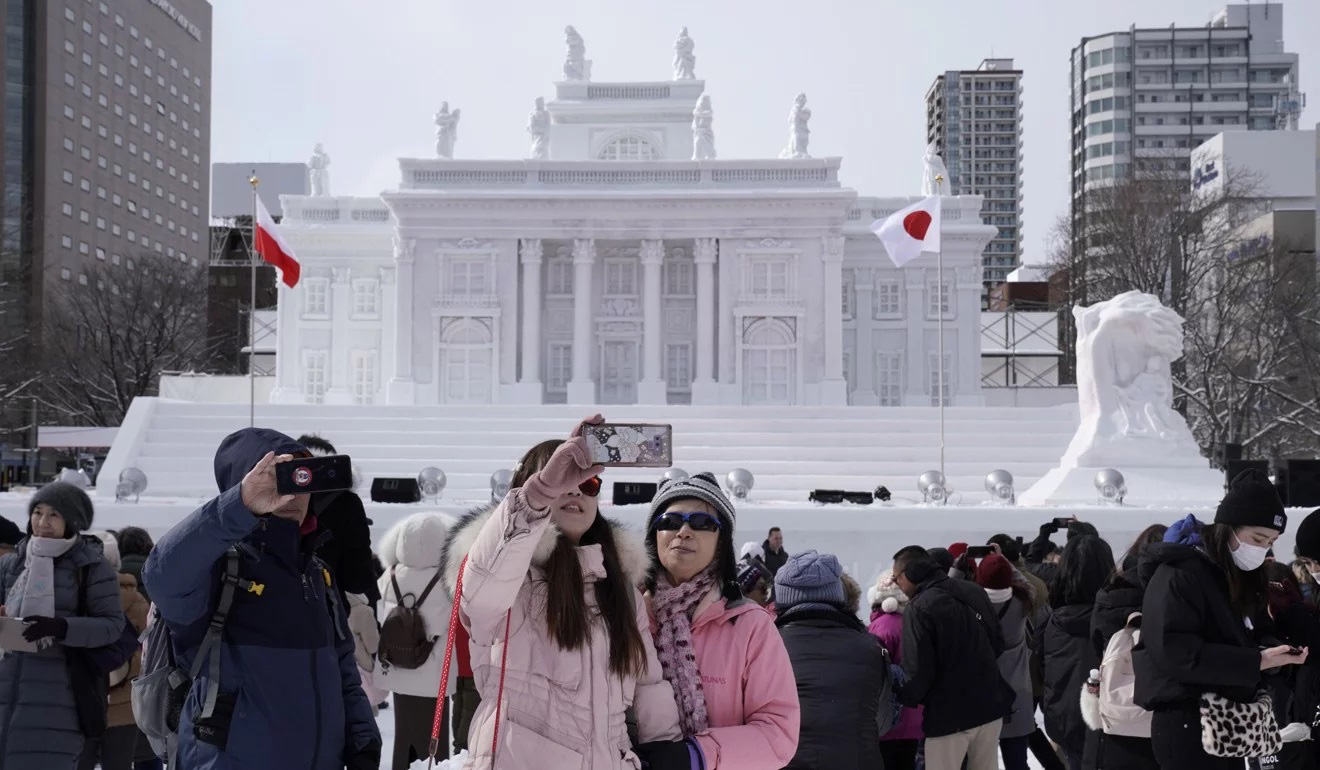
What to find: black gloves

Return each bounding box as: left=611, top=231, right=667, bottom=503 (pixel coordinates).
left=22, top=615, right=68, bottom=642
left=345, top=739, right=382, bottom=770
left=1040, top=520, right=1061, bottom=536
left=635, top=739, right=704, bottom=770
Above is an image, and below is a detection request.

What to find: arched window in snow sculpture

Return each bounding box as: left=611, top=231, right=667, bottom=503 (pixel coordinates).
left=597, top=133, right=661, bottom=161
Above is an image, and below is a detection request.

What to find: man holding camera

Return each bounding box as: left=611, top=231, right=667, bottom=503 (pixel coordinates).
left=143, top=428, right=381, bottom=770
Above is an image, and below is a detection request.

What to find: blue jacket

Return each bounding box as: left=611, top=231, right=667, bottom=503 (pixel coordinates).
left=143, top=428, right=380, bottom=770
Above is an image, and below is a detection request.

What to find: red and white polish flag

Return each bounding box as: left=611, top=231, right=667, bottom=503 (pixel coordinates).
left=254, top=193, right=301, bottom=288
left=870, top=195, right=941, bottom=267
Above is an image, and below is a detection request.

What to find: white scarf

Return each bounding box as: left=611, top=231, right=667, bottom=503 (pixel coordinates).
left=6, top=536, right=78, bottom=619
left=985, top=587, right=1013, bottom=604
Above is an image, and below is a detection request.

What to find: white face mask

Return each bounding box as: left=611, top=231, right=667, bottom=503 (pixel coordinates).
left=1229, top=536, right=1270, bottom=572
left=1309, top=571, right=1320, bottom=584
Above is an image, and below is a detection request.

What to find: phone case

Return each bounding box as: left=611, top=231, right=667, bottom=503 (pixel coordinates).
left=583, top=423, right=673, bottom=468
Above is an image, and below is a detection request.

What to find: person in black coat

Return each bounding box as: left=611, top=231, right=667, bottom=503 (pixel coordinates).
left=893, top=546, right=1014, bottom=770
left=1026, top=518, right=1099, bottom=590
left=1041, top=534, right=1114, bottom=770
left=0, top=513, right=21, bottom=556
left=1134, top=471, right=1308, bottom=770
left=1086, top=524, right=1167, bottom=770
left=1261, top=562, right=1320, bottom=770
left=297, top=434, right=381, bottom=609
left=762, top=526, right=788, bottom=577
left=775, top=550, right=890, bottom=770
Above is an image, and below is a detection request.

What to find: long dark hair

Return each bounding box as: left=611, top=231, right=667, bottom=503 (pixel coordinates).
left=511, top=440, right=647, bottom=678
left=1201, top=523, right=1269, bottom=620
left=1116, top=524, right=1168, bottom=575
left=1050, top=535, right=1116, bottom=607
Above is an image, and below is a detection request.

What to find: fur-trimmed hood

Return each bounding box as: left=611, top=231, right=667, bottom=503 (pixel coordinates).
left=439, top=501, right=651, bottom=598
left=378, top=511, right=455, bottom=570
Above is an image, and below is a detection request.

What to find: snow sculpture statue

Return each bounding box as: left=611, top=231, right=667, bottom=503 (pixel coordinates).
left=673, top=27, right=696, bottom=80
left=527, top=97, right=550, bottom=160
left=922, top=142, right=950, bottom=196
left=1062, top=291, right=1201, bottom=467
left=692, top=95, right=715, bottom=160
left=434, top=102, right=460, bottom=159
left=563, top=26, right=591, bottom=81
left=779, top=93, right=811, bottom=159
left=308, top=143, right=330, bottom=197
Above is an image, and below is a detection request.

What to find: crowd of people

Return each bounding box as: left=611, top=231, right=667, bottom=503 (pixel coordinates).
left=0, top=418, right=1319, bottom=770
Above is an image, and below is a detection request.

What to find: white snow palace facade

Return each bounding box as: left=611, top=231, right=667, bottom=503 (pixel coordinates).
left=271, top=41, right=997, bottom=408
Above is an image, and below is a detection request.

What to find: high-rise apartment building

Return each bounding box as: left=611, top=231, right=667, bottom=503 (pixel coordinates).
left=1069, top=3, right=1300, bottom=238
left=0, top=0, right=212, bottom=349
left=926, top=58, right=1024, bottom=305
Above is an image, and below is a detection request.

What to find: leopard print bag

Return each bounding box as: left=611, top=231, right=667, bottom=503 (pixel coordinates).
left=1199, top=690, right=1282, bottom=758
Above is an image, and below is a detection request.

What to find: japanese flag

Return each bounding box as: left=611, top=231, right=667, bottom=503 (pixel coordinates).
left=871, top=195, right=941, bottom=267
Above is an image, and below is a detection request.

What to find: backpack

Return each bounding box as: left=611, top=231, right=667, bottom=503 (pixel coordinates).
left=1095, top=612, right=1152, bottom=738
left=131, top=547, right=258, bottom=760
left=378, top=567, right=442, bottom=671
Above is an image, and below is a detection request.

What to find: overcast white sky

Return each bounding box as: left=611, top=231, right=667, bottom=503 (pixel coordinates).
left=211, top=0, right=1318, bottom=264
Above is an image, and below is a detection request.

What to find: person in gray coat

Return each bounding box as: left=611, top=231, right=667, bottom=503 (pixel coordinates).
left=974, top=553, right=1036, bottom=770
left=0, top=482, right=125, bottom=770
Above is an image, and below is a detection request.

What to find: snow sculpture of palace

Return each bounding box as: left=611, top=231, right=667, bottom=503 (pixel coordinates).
left=270, top=30, right=996, bottom=408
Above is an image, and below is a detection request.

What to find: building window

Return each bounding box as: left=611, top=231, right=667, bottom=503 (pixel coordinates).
left=597, top=134, right=661, bottom=161
left=842, top=270, right=855, bottom=320
left=665, top=343, right=693, bottom=392
left=302, top=350, right=328, bottom=404
left=61, top=235, right=72, bottom=248
left=448, top=260, right=489, bottom=296
left=603, top=259, right=638, bottom=297
left=663, top=258, right=693, bottom=296
left=352, top=279, right=379, bottom=317
left=928, top=352, right=952, bottom=406
left=350, top=350, right=377, bottom=405
left=440, top=320, right=493, bottom=404
left=747, top=259, right=790, bottom=298
left=927, top=281, right=954, bottom=319
left=546, top=343, right=572, bottom=392
left=876, top=352, right=904, bottom=406
left=742, top=319, right=795, bottom=405
left=547, top=257, right=573, bottom=296
left=303, top=278, right=330, bottom=318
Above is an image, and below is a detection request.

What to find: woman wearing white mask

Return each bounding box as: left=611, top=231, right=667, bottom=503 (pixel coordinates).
left=1134, top=470, right=1308, bottom=770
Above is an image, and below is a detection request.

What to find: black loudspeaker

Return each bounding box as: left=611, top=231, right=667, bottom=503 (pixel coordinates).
left=612, top=482, right=657, bottom=506
left=370, top=477, right=421, bottom=504
left=843, top=491, right=875, bottom=505
left=810, top=489, right=846, bottom=504
left=1222, top=442, right=1244, bottom=465
left=1279, top=460, right=1320, bottom=508
left=1225, top=459, right=1269, bottom=488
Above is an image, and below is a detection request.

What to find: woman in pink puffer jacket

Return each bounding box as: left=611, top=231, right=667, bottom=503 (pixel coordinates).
left=441, top=417, right=682, bottom=770
left=644, top=472, right=801, bottom=769
left=868, top=568, right=925, bottom=770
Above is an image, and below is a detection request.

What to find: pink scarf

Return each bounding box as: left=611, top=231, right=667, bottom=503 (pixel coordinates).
left=652, top=565, right=718, bottom=737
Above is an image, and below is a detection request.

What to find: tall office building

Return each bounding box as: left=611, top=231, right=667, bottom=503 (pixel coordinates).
left=0, top=0, right=212, bottom=350
left=1069, top=3, right=1300, bottom=239
left=925, top=58, right=1024, bottom=306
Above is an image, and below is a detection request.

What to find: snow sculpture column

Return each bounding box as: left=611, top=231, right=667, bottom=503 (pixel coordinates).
left=324, top=267, right=353, bottom=405
left=638, top=239, right=667, bottom=404
left=852, top=268, right=877, bottom=405
left=269, top=281, right=301, bottom=404
left=518, top=239, right=543, bottom=398
left=387, top=236, right=416, bottom=405
left=821, top=236, right=848, bottom=405
left=566, top=238, right=597, bottom=405
left=691, top=237, right=719, bottom=405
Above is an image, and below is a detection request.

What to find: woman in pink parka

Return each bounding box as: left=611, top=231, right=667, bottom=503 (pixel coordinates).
left=644, top=472, right=801, bottom=769
left=441, top=417, right=682, bottom=770
left=869, top=568, right=924, bottom=770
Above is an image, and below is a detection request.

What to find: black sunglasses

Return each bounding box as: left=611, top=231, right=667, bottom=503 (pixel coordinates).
left=653, top=511, right=722, bottom=532
left=578, top=476, right=602, bottom=497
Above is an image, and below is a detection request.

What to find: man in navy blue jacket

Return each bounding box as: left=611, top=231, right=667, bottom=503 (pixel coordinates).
left=144, top=428, right=381, bottom=769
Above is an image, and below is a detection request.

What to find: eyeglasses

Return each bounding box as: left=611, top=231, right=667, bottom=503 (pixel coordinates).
left=653, top=511, right=722, bottom=532
left=578, top=476, right=602, bottom=498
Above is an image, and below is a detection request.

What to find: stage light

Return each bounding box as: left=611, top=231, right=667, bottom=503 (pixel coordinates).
left=417, top=467, right=446, bottom=502
left=662, top=468, right=690, bottom=483
left=490, top=469, right=513, bottom=504
left=985, top=470, right=1015, bottom=505
left=1095, top=469, right=1126, bottom=505
left=874, top=485, right=892, bottom=502
left=918, top=470, right=949, bottom=504
left=726, top=468, right=754, bottom=500
left=116, top=467, right=148, bottom=503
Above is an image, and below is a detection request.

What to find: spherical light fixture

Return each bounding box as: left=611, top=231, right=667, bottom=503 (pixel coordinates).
left=1095, top=469, right=1127, bottom=505
left=661, top=468, right=690, bottom=483
left=490, top=469, right=514, bottom=504
left=985, top=470, right=1015, bottom=505
left=57, top=467, right=92, bottom=489
left=116, top=467, right=148, bottom=503
left=417, top=467, right=447, bottom=502
left=918, top=470, right=949, bottom=505
left=725, top=468, right=754, bottom=500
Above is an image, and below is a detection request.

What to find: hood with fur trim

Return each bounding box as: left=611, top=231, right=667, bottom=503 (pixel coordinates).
left=439, top=500, right=651, bottom=598
left=378, top=512, right=456, bottom=570
left=870, top=568, right=909, bottom=614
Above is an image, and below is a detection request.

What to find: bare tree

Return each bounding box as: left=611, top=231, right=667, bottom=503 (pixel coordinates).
left=1050, top=164, right=1320, bottom=460
left=37, top=257, right=220, bottom=426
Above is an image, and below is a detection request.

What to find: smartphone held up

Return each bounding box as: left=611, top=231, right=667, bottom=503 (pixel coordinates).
left=582, top=423, right=673, bottom=468
left=275, top=454, right=355, bottom=496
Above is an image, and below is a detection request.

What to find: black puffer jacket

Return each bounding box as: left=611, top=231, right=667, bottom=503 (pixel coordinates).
left=777, top=604, right=889, bottom=770
left=311, top=490, right=381, bottom=609
left=1132, top=542, right=1262, bottom=710
left=1091, top=567, right=1145, bottom=658
left=900, top=573, right=1014, bottom=738
left=1042, top=602, right=1099, bottom=756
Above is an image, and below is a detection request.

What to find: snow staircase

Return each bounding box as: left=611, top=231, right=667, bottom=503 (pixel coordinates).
left=100, top=399, right=1079, bottom=505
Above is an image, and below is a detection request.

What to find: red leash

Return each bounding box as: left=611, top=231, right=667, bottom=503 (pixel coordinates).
left=427, top=555, right=512, bottom=768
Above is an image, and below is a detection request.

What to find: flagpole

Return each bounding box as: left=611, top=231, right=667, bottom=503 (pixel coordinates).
left=248, top=172, right=260, bottom=428
left=935, top=186, right=945, bottom=483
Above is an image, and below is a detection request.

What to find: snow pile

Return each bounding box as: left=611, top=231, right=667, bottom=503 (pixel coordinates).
left=410, top=750, right=468, bottom=769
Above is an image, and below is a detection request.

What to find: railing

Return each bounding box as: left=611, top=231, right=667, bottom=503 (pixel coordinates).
left=587, top=85, right=671, bottom=100
left=397, top=159, right=844, bottom=191
left=280, top=197, right=393, bottom=225
left=433, top=293, right=500, bottom=309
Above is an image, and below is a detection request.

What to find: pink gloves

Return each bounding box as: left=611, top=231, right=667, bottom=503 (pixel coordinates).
left=521, top=415, right=606, bottom=511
